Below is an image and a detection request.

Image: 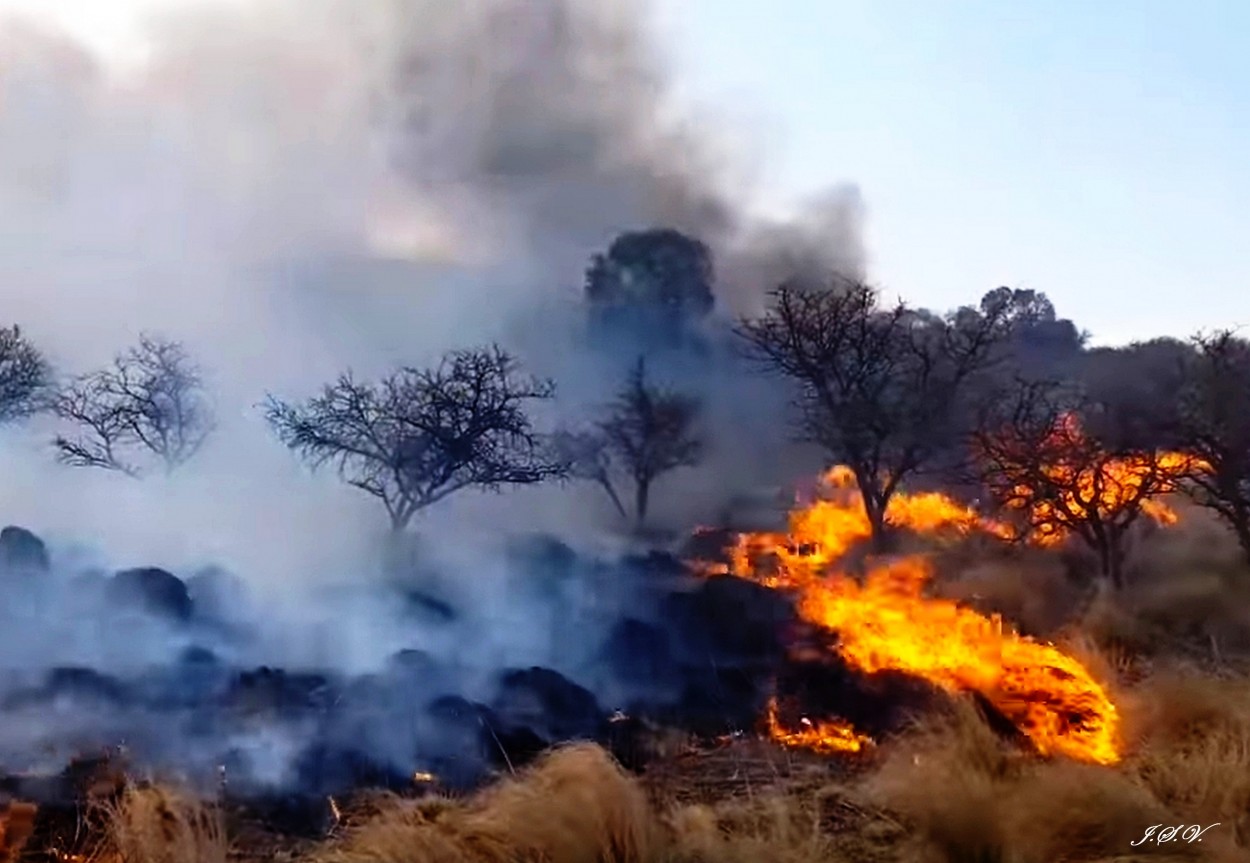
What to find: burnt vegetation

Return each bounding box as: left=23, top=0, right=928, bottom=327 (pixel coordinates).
left=263, top=345, right=567, bottom=532
left=970, top=378, right=1196, bottom=588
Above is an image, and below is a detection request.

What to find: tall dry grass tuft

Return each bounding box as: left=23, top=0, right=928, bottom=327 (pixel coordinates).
left=1125, top=670, right=1250, bottom=851
left=661, top=778, right=906, bottom=863
left=316, top=743, right=662, bottom=863
left=861, top=698, right=1018, bottom=863
left=90, top=784, right=228, bottom=863
left=664, top=795, right=846, bottom=863
left=859, top=695, right=1227, bottom=863
left=999, top=761, right=1180, bottom=863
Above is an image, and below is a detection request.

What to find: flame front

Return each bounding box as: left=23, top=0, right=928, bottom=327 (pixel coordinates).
left=708, top=466, right=1013, bottom=581
left=697, top=466, right=1122, bottom=766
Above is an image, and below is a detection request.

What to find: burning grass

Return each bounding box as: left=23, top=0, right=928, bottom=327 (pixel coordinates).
left=692, top=465, right=1123, bottom=765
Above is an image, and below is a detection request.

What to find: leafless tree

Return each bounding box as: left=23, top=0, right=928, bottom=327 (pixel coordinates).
left=970, top=378, right=1195, bottom=589
left=0, top=325, right=50, bottom=423
left=737, top=277, right=1007, bottom=551
left=597, top=358, right=704, bottom=527
left=548, top=427, right=628, bottom=519
left=264, top=345, right=566, bottom=532
left=1172, top=329, right=1250, bottom=564
left=52, top=335, right=214, bottom=477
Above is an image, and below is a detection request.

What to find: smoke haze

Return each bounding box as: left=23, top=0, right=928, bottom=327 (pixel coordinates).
left=0, top=0, right=862, bottom=579
left=0, top=0, right=865, bottom=791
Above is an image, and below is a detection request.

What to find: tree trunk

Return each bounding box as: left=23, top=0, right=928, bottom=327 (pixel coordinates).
left=861, top=490, right=891, bottom=554
left=1097, top=531, right=1126, bottom=591
left=598, top=477, right=629, bottom=520
left=635, top=479, right=651, bottom=528
left=390, top=509, right=415, bottom=533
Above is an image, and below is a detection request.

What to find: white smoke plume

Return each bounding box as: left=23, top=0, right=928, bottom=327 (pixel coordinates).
left=0, top=0, right=868, bottom=793
left=0, top=0, right=862, bottom=585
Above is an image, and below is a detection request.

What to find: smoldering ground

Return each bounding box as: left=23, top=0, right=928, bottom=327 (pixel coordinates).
left=0, top=0, right=863, bottom=794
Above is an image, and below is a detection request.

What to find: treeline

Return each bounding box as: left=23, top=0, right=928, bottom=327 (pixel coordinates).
left=1, top=227, right=1247, bottom=593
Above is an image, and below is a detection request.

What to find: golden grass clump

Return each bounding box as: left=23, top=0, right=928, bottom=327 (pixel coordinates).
left=1124, top=670, right=1250, bottom=850
left=316, top=743, right=662, bottom=863
left=859, top=696, right=1226, bottom=863
left=91, top=784, right=228, bottom=863
left=664, top=794, right=852, bottom=863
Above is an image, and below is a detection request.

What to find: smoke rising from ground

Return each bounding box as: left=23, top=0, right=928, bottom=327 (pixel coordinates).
left=0, top=0, right=862, bottom=790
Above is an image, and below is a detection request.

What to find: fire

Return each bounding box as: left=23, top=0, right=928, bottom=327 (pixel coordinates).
left=991, top=413, right=1204, bottom=546
left=764, top=697, right=873, bottom=754
left=695, top=466, right=1122, bottom=765
left=699, top=466, right=1012, bottom=581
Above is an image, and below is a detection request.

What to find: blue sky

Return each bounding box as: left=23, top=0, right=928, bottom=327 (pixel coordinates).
left=657, top=0, right=1250, bottom=345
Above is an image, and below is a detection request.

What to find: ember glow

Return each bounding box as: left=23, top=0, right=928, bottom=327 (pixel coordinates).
left=763, top=696, right=873, bottom=754
left=694, top=466, right=1122, bottom=765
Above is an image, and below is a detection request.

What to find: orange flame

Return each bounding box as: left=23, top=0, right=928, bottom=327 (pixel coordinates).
left=993, top=413, right=1204, bottom=546
left=700, top=466, right=1013, bottom=581
left=694, top=467, right=1121, bottom=765
left=763, top=697, right=873, bottom=754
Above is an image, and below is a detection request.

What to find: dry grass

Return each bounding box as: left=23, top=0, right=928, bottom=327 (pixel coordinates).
left=90, top=784, right=228, bottom=863
left=861, top=701, right=1192, bottom=863
left=1123, top=671, right=1250, bottom=853
left=27, top=675, right=1250, bottom=863
left=314, top=743, right=662, bottom=863
left=663, top=791, right=888, bottom=863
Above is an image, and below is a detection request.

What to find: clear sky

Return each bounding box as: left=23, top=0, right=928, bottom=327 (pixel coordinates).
left=656, top=0, right=1250, bottom=345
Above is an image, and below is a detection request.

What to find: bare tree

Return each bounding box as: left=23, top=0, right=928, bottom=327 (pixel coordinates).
left=0, top=325, right=50, bottom=423
left=737, top=278, right=1007, bottom=551
left=548, top=427, right=628, bottom=519
left=52, top=335, right=214, bottom=477
left=1173, top=329, right=1250, bottom=564
left=971, top=378, right=1196, bottom=589
left=597, top=358, right=704, bottom=527
left=264, top=345, right=566, bottom=532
